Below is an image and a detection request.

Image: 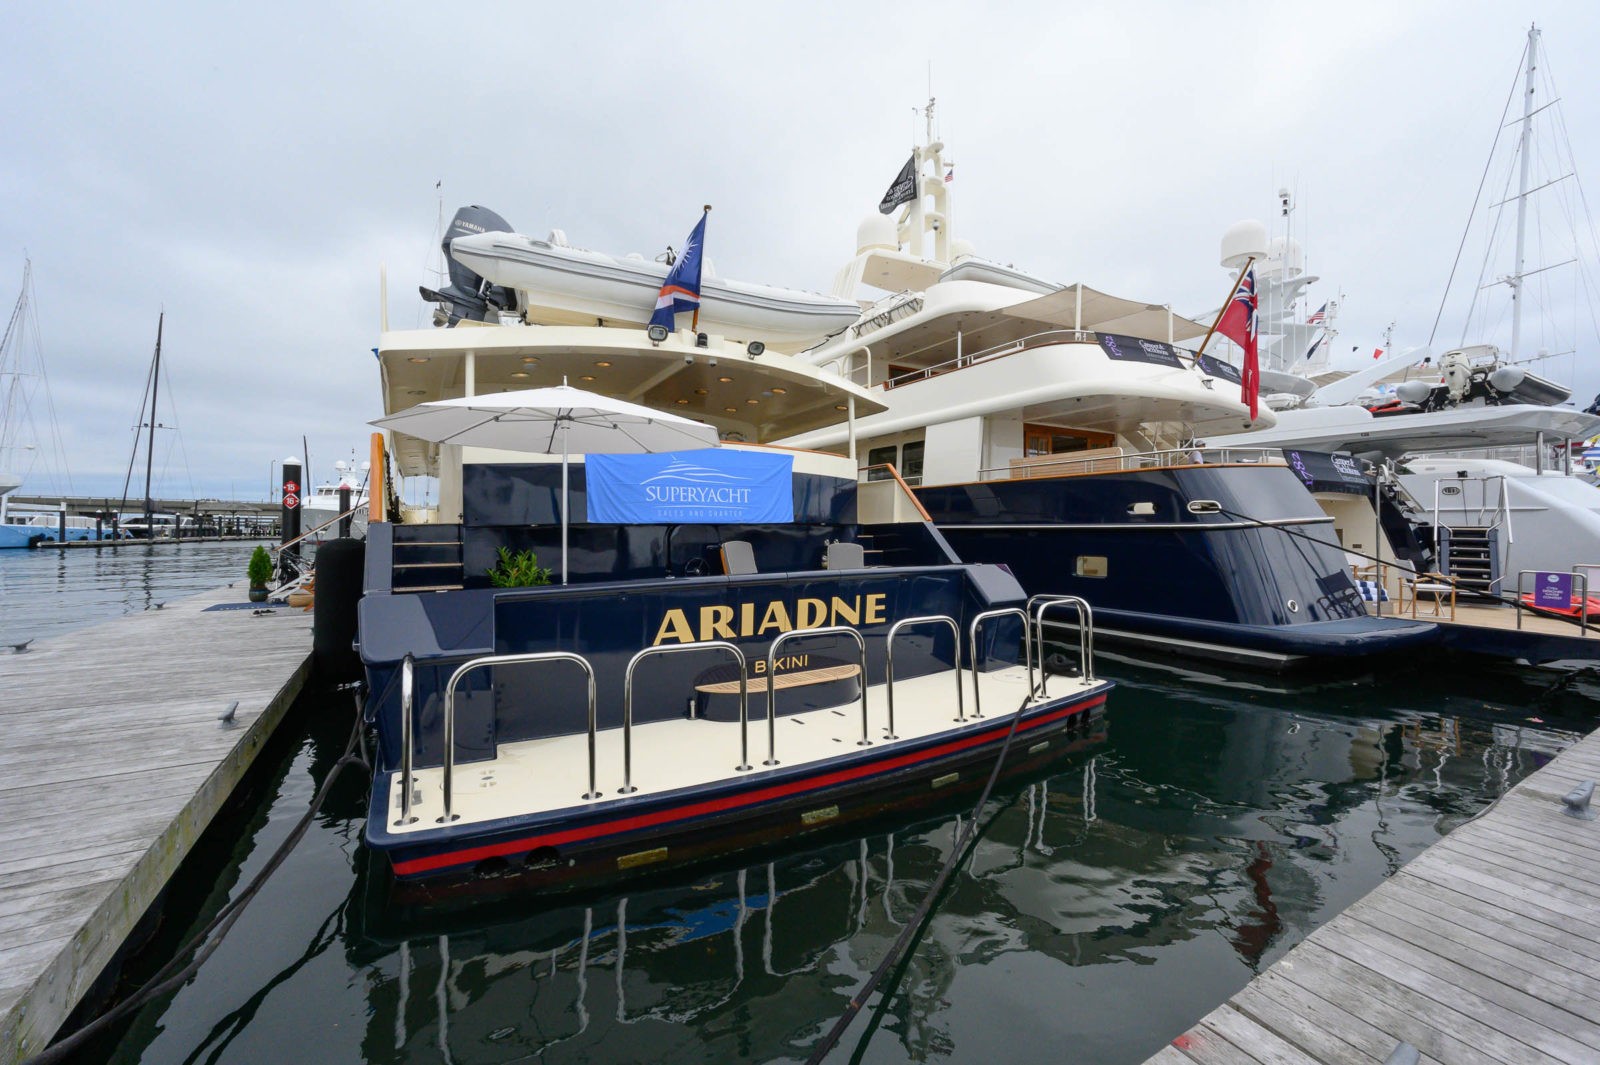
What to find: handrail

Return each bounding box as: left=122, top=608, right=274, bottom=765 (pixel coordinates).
left=765, top=626, right=869, bottom=764
left=1027, top=595, right=1095, bottom=691
left=270, top=503, right=365, bottom=556
left=976, top=447, right=1283, bottom=482
left=1516, top=569, right=1590, bottom=634
left=857, top=462, right=932, bottom=522
left=882, top=329, right=1103, bottom=389
left=968, top=608, right=1032, bottom=719
left=395, top=654, right=417, bottom=825
left=886, top=615, right=962, bottom=735
left=442, top=651, right=597, bottom=820
left=625, top=641, right=751, bottom=785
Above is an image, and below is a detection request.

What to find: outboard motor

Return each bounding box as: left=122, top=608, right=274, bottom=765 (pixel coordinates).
left=419, top=206, right=521, bottom=326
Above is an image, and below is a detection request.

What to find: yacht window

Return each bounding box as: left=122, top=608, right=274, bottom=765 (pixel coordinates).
left=866, top=444, right=897, bottom=481
left=1024, top=424, right=1114, bottom=456
left=901, top=442, right=925, bottom=483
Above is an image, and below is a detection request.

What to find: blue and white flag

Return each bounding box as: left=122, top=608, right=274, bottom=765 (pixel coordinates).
left=586, top=448, right=794, bottom=524
left=649, top=209, right=709, bottom=331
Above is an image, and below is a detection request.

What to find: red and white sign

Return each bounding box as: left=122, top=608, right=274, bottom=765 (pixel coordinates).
left=284, top=480, right=299, bottom=494
left=283, top=492, right=300, bottom=509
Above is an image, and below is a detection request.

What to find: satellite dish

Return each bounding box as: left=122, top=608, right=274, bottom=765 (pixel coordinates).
left=1221, top=220, right=1269, bottom=270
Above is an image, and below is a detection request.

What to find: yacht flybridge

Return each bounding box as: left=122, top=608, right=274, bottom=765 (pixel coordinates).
left=780, top=102, right=1436, bottom=669
left=357, top=208, right=1111, bottom=896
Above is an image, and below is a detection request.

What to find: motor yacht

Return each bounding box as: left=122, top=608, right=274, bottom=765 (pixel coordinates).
left=357, top=209, right=1111, bottom=897
left=778, top=105, right=1435, bottom=670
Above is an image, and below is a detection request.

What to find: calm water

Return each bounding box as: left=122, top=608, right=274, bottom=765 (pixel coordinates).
left=68, top=643, right=1595, bottom=1065
left=0, top=539, right=270, bottom=645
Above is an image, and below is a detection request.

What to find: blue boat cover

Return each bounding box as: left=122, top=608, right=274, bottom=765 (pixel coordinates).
left=586, top=448, right=794, bottom=524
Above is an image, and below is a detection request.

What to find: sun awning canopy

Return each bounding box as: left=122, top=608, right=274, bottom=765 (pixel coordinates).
left=1003, top=284, right=1210, bottom=342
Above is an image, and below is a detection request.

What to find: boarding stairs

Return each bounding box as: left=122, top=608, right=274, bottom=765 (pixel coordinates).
left=392, top=523, right=464, bottom=592
left=1432, top=476, right=1509, bottom=596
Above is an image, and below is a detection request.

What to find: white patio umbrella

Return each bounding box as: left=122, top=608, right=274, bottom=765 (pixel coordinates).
left=372, top=383, right=720, bottom=583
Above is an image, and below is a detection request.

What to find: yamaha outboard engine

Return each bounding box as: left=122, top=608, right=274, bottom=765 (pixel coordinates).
left=419, top=206, right=521, bottom=326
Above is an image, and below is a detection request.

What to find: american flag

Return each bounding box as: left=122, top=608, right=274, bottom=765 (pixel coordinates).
left=1306, top=302, right=1327, bottom=326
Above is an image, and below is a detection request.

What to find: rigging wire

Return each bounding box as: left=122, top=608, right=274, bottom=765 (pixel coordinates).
left=1428, top=37, right=1528, bottom=349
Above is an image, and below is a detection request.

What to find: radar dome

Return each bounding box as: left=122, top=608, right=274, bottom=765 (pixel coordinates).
left=856, top=213, right=898, bottom=253
left=1221, top=220, right=1269, bottom=270
left=950, top=238, right=977, bottom=262
left=1264, top=236, right=1304, bottom=276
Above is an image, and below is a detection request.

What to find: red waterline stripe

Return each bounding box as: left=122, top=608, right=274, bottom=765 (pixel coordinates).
left=392, top=692, right=1106, bottom=876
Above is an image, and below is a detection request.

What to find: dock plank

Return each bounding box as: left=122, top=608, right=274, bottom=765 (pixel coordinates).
left=0, top=583, right=311, bottom=1063
left=1146, top=724, right=1600, bottom=1065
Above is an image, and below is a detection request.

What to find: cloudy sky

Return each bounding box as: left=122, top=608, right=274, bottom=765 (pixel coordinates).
left=4, top=0, right=1598, bottom=501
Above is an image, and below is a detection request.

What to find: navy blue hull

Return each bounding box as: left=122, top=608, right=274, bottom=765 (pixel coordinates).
left=917, top=463, right=1438, bottom=667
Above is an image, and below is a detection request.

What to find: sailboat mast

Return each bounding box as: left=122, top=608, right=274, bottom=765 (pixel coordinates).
left=1510, top=23, right=1540, bottom=361
left=143, top=313, right=163, bottom=531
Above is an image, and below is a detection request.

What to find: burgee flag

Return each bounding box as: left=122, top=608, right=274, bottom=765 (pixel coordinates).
left=1218, top=267, right=1259, bottom=419
left=650, top=209, right=709, bottom=331
left=879, top=155, right=918, bottom=214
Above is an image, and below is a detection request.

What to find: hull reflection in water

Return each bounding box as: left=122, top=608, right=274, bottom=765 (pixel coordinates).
left=94, top=663, right=1590, bottom=1065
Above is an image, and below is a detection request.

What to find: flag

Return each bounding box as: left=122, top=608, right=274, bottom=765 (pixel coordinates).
left=1218, top=267, right=1259, bottom=419
left=1304, top=335, right=1324, bottom=361
left=1306, top=302, right=1327, bottom=326
left=878, top=154, right=918, bottom=214
left=1373, top=347, right=1384, bottom=360
left=649, top=210, right=708, bottom=331
left=944, top=167, right=954, bottom=183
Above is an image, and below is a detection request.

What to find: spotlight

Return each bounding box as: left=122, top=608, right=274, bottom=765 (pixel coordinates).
left=695, top=332, right=709, bottom=349
left=647, top=324, right=669, bottom=344
left=746, top=341, right=765, bottom=358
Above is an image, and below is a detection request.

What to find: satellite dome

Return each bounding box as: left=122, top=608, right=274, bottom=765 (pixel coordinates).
left=856, top=213, right=897, bottom=253
left=950, top=238, right=977, bottom=262
left=1221, top=220, right=1269, bottom=270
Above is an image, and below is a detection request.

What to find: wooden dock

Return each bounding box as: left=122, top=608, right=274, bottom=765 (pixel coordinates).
left=0, top=584, right=313, bottom=1063
left=1149, top=724, right=1600, bottom=1065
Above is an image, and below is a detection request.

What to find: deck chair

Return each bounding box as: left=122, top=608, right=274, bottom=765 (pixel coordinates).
left=824, top=541, right=866, bottom=570
left=720, top=540, right=758, bottom=575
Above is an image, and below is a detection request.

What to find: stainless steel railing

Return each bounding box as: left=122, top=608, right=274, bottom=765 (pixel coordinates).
left=882, top=329, right=1102, bottom=389
left=1027, top=595, right=1095, bottom=691
left=395, top=654, right=416, bottom=826
left=440, top=651, right=598, bottom=821
left=625, top=641, right=751, bottom=785
left=968, top=608, right=1032, bottom=720
left=764, top=626, right=869, bottom=764
left=979, top=446, right=1283, bottom=482
left=885, top=615, right=963, bottom=738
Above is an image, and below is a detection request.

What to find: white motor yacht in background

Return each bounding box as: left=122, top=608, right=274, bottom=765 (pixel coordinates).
left=300, top=458, right=371, bottom=542
left=1208, top=24, right=1600, bottom=599
left=777, top=102, right=1436, bottom=670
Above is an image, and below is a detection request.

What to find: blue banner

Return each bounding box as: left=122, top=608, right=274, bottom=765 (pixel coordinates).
left=586, top=449, right=794, bottom=524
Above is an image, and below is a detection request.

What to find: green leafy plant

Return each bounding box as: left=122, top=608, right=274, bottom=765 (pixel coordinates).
left=247, top=545, right=274, bottom=587
left=487, top=546, right=553, bottom=588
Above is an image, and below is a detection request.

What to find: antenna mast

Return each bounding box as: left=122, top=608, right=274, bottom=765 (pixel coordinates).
left=1509, top=23, right=1540, bottom=361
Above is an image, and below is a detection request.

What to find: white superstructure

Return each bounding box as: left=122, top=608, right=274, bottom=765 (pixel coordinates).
left=781, top=100, right=1269, bottom=481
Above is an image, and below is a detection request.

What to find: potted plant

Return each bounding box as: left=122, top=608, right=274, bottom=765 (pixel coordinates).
left=247, top=545, right=274, bottom=602
left=487, top=546, right=553, bottom=588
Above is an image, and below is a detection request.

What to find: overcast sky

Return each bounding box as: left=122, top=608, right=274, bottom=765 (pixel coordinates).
left=4, top=1, right=1599, bottom=501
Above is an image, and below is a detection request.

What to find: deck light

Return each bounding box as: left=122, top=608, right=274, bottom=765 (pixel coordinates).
left=408, top=357, right=429, bottom=364
left=647, top=324, right=669, bottom=344
left=580, top=375, right=596, bottom=382
left=747, top=341, right=765, bottom=358
left=521, top=356, right=540, bottom=364
left=695, top=332, right=709, bottom=348
left=510, top=371, right=529, bottom=378
left=718, top=376, right=733, bottom=383
left=694, top=388, right=709, bottom=395
left=595, top=360, right=612, bottom=368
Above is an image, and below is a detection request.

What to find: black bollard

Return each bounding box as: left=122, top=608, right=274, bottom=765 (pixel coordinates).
left=281, top=457, right=303, bottom=560
left=57, top=503, right=66, bottom=544
left=339, top=486, right=352, bottom=538
left=95, top=516, right=103, bottom=542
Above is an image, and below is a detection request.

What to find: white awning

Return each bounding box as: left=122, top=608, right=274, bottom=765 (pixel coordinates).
left=1003, top=284, right=1210, bottom=342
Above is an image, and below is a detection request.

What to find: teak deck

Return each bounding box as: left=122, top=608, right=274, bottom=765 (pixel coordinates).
left=0, top=584, right=312, bottom=1063
left=1147, top=724, right=1600, bottom=1065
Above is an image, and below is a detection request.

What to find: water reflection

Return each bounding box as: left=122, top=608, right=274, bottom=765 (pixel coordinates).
left=98, top=655, right=1589, bottom=1065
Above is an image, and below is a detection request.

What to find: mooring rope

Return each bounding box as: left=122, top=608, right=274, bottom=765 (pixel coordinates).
left=24, top=694, right=370, bottom=1065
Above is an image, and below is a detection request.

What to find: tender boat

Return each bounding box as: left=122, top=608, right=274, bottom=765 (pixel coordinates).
left=779, top=104, right=1436, bottom=670
left=359, top=240, right=1111, bottom=897
left=434, top=206, right=862, bottom=352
